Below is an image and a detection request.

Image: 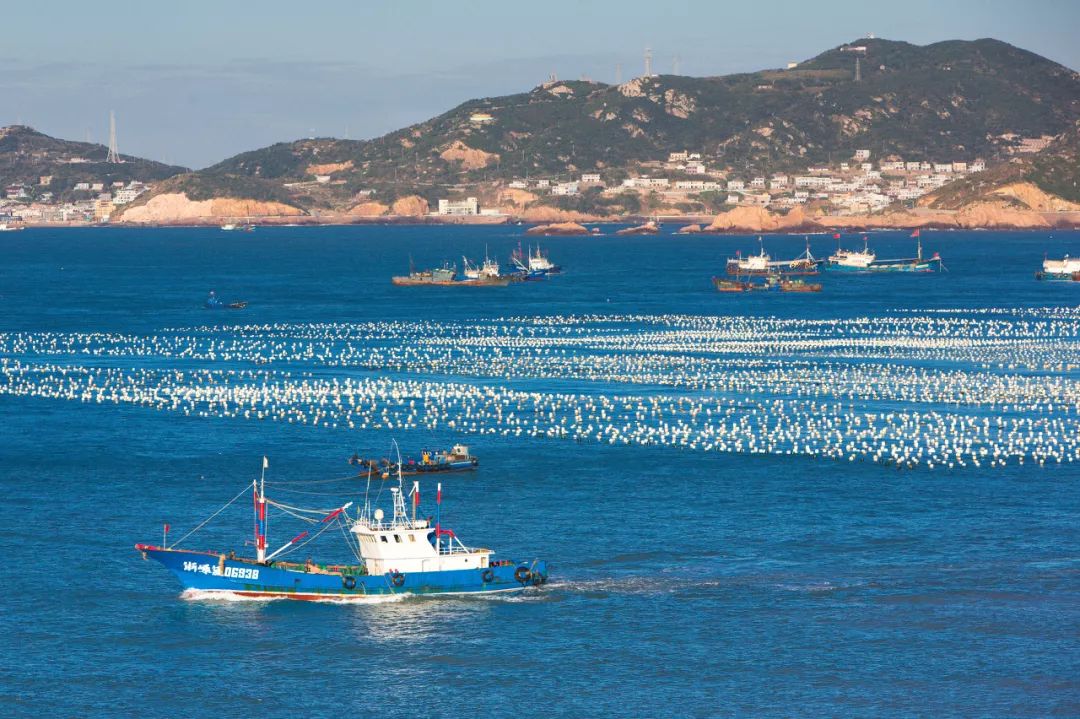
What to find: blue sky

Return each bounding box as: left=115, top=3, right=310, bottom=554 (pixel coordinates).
left=3, top=0, right=1077, bottom=168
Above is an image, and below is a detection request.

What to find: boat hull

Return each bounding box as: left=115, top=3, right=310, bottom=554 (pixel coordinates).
left=136, top=546, right=548, bottom=599
left=824, top=261, right=936, bottom=273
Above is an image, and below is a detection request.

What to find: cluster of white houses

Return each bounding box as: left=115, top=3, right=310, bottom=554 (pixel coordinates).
left=448, top=148, right=992, bottom=216
left=0, top=178, right=149, bottom=223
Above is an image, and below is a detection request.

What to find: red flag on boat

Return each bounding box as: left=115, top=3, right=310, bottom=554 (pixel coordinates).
left=164, top=523, right=170, bottom=533
left=910, top=229, right=921, bottom=238
left=832, top=232, right=841, bottom=239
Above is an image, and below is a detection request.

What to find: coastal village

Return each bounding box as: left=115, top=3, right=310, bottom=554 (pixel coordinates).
left=0, top=134, right=1054, bottom=227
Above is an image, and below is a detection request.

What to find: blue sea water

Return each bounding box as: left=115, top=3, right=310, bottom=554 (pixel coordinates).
left=1, top=225, right=1079, bottom=717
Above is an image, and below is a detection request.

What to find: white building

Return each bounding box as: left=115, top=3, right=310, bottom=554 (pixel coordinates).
left=673, top=180, right=721, bottom=191
left=508, top=180, right=528, bottom=189
left=580, top=173, right=602, bottom=184
left=668, top=151, right=689, bottom=162
left=551, top=182, right=579, bottom=196
left=853, top=149, right=871, bottom=161
left=749, top=177, right=766, bottom=189
left=684, top=161, right=706, bottom=175
left=794, top=176, right=830, bottom=188
left=437, top=197, right=480, bottom=215
left=970, top=159, right=986, bottom=173
left=726, top=180, right=745, bottom=191
left=112, top=186, right=146, bottom=205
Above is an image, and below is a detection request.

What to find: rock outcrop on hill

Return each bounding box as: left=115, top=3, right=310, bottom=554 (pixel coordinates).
left=519, top=206, right=601, bottom=223
left=391, top=195, right=429, bottom=216
left=118, top=193, right=303, bottom=223
left=347, top=201, right=390, bottom=217
left=438, top=140, right=499, bottom=170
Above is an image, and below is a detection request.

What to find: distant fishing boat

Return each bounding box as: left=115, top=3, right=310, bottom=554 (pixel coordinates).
left=135, top=455, right=548, bottom=601
left=726, top=239, right=772, bottom=275
left=220, top=223, right=237, bottom=231
left=204, top=291, right=247, bottom=309
left=462, top=249, right=513, bottom=285
left=391, top=260, right=458, bottom=286
left=511, top=242, right=560, bottom=278
left=825, top=230, right=942, bottom=273
left=780, top=277, right=822, bottom=292
left=713, top=276, right=769, bottom=292
left=1036, top=255, right=1080, bottom=281
left=726, top=237, right=820, bottom=276
left=0, top=222, right=25, bottom=232
left=351, top=444, right=479, bottom=477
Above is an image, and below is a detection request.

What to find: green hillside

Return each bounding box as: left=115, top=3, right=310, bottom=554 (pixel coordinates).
left=165, top=38, right=1080, bottom=210
left=0, top=125, right=187, bottom=199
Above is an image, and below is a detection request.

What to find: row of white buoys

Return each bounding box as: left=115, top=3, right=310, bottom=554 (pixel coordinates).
left=3, top=354, right=1080, bottom=468
left=5, top=310, right=1080, bottom=372
left=2, top=308, right=1079, bottom=468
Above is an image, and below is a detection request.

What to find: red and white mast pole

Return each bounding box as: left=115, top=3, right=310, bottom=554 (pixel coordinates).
left=255, top=456, right=268, bottom=562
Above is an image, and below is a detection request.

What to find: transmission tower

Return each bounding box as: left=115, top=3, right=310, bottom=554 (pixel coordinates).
left=672, top=55, right=681, bottom=75
left=615, top=62, right=622, bottom=84
left=106, top=110, right=120, bottom=163
left=854, top=57, right=861, bottom=83
left=644, top=46, right=653, bottom=78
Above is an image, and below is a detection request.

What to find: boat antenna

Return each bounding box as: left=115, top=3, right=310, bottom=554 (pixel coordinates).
left=411, top=480, right=419, bottom=523
left=363, top=464, right=372, bottom=522
left=392, top=438, right=404, bottom=491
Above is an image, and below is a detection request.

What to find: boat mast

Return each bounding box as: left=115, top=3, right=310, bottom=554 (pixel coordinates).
left=436, top=482, right=442, bottom=552
left=256, top=456, right=268, bottom=562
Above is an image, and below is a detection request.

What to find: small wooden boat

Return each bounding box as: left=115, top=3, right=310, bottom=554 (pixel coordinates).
left=780, top=279, right=822, bottom=292
left=713, top=277, right=755, bottom=292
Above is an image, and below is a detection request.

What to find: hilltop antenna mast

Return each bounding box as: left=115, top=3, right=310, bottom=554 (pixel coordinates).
left=106, top=110, right=120, bottom=163
left=672, top=55, right=681, bottom=75
left=854, top=57, right=861, bottom=83
left=644, top=46, right=653, bottom=78
left=615, top=63, right=622, bottom=85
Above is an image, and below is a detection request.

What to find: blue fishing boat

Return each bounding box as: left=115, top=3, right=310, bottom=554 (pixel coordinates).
left=352, top=443, right=479, bottom=477
left=136, top=457, right=547, bottom=600
left=204, top=290, right=247, bottom=309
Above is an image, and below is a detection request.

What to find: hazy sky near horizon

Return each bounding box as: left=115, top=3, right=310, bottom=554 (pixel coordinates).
left=3, top=0, right=1077, bottom=168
